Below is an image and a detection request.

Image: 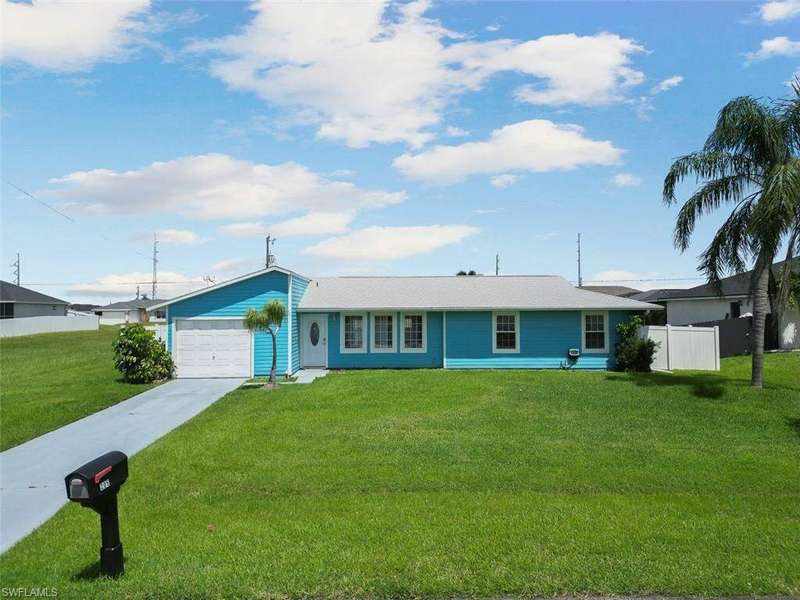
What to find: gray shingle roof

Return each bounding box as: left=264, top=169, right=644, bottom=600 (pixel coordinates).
left=96, top=298, right=164, bottom=311
left=298, top=276, right=662, bottom=311
left=580, top=285, right=642, bottom=297
left=0, top=280, right=68, bottom=305
left=650, top=258, right=799, bottom=301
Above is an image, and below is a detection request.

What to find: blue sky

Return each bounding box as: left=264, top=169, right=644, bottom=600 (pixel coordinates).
left=2, top=0, right=799, bottom=303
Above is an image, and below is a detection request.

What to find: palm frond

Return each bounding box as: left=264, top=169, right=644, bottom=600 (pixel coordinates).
left=704, top=96, right=787, bottom=164
left=697, top=199, right=756, bottom=288
left=672, top=175, right=756, bottom=251
left=662, top=151, right=756, bottom=205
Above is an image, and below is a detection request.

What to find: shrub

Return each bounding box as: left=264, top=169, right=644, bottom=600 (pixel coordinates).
left=614, top=315, right=658, bottom=372
left=112, top=324, right=174, bottom=383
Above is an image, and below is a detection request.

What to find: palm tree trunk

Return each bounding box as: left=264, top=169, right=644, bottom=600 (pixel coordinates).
left=270, top=329, right=277, bottom=385
left=750, top=252, right=772, bottom=388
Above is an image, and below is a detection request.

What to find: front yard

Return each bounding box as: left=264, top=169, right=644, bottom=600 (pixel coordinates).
left=0, top=326, right=158, bottom=450
left=1, top=354, right=798, bottom=598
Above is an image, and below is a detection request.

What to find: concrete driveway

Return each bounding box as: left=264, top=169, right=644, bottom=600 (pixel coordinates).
left=0, top=378, right=243, bottom=553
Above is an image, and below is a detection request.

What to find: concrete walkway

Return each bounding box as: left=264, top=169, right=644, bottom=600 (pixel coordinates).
left=0, top=378, right=243, bottom=553
left=294, top=369, right=328, bottom=384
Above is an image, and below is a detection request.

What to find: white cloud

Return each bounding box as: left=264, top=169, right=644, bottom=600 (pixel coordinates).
left=650, top=75, right=683, bottom=95
left=446, top=126, right=469, bottom=137
left=490, top=174, right=517, bottom=189
left=745, top=37, right=800, bottom=62
left=47, top=154, right=404, bottom=223
left=760, top=0, right=800, bottom=22
left=220, top=211, right=354, bottom=238
left=612, top=173, right=642, bottom=187
left=1, top=0, right=152, bottom=72
left=191, top=1, right=646, bottom=147
left=131, top=229, right=202, bottom=246
left=394, top=119, right=622, bottom=184
left=535, top=231, right=559, bottom=241
left=304, top=225, right=478, bottom=261
left=67, top=271, right=204, bottom=298
left=472, top=208, right=501, bottom=214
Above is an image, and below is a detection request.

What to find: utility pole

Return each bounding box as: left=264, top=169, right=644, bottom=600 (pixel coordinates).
left=151, top=233, right=159, bottom=299
left=495, top=253, right=500, bottom=276
left=576, top=233, right=583, bottom=287
left=265, top=235, right=276, bottom=268
left=136, top=285, right=140, bottom=300
left=11, top=253, right=20, bottom=286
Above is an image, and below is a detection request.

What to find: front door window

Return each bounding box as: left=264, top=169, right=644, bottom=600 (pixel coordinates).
left=310, top=322, right=320, bottom=346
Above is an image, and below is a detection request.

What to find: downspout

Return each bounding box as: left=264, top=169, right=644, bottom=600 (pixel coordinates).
left=287, top=275, right=293, bottom=375
left=443, top=312, right=447, bottom=369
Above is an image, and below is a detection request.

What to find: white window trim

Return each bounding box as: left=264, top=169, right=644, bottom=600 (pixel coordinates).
left=492, top=311, right=520, bottom=354
left=581, top=310, right=609, bottom=354
left=370, top=311, right=397, bottom=353
left=400, top=312, right=427, bottom=353
left=340, top=312, right=367, bottom=354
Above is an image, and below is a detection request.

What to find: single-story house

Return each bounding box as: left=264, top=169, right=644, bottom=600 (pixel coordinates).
left=0, top=280, right=69, bottom=319
left=94, top=298, right=165, bottom=326
left=632, top=259, right=800, bottom=350
left=147, top=266, right=661, bottom=378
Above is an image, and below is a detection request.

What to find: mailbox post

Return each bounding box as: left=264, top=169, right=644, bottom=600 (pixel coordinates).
left=64, top=451, right=128, bottom=578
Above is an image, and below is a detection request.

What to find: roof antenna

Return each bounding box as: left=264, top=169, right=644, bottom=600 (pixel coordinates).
left=495, top=253, right=500, bottom=276
left=577, top=233, right=582, bottom=287
left=265, top=234, right=276, bottom=268
left=151, top=233, right=159, bottom=299
left=11, top=252, right=20, bottom=286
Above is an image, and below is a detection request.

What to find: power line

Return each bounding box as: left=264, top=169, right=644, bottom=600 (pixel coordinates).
left=3, top=179, right=151, bottom=261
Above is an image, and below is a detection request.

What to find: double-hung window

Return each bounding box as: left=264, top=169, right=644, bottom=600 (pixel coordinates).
left=401, top=313, right=426, bottom=352
left=493, top=311, right=519, bottom=353
left=371, top=313, right=395, bottom=352
left=341, top=313, right=366, bottom=353
left=582, top=311, right=608, bottom=353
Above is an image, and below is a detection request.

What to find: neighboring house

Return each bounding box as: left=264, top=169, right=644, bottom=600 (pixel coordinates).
left=0, top=280, right=69, bottom=319
left=580, top=285, right=641, bottom=298
left=94, top=298, right=165, bottom=325
left=69, top=303, right=100, bottom=315
left=637, top=259, right=800, bottom=350
left=148, top=266, right=661, bottom=378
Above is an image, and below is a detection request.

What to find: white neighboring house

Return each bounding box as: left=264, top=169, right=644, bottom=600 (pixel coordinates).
left=94, top=298, right=166, bottom=326
left=0, top=280, right=69, bottom=318
left=629, top=259, right=799, bottom=350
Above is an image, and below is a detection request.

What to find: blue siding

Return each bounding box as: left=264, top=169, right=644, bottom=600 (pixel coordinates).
left=290, top=275, right=310, bottom=373
left=167, top=271, right=290, bottom=376
left=445, top=310, right=632, bottom=370
left=327, top=311, right=443, bottom=368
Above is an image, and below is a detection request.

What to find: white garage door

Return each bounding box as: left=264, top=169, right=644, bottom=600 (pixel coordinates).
left=175, top=320, right=251, bottom=378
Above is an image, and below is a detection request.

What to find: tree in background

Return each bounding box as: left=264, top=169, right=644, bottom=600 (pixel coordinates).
left=245, top=299, right=286, bottom=387
left=663, top=83, right=799, bottom=388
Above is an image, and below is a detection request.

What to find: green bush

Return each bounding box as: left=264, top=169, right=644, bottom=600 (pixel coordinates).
left=112, top=324, right=174, bottom=383
left=614, top=315, right=658, bottom=372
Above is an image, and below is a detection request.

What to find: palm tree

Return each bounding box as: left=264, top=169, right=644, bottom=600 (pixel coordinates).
left=244, top=299, right=286, bottom=387
left=663, top=83, right=800, bottom=388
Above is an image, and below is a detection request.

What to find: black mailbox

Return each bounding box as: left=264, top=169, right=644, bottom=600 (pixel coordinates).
left=64, top=451, right=128, bottom=578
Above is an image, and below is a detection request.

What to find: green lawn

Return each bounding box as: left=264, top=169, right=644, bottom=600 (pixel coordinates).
left=0, top=326, right=158, bottom=450
left=1, top=354, right=798, bottom=599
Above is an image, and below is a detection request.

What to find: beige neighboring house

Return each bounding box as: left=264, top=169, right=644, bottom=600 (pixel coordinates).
left=94, top=298, right=165, bottom=326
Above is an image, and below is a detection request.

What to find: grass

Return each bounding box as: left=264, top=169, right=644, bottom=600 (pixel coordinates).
left=0, top=326, right=158, bottom=450
left=1, top=353, right=798, bottom=598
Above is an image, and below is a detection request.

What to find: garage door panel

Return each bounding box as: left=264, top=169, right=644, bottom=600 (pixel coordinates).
left=175, top=320, right=251, bottom=378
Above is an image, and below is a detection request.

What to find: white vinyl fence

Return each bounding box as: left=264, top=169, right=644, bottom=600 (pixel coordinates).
left=0, top=314, right=100, bottom=338
left=640, top=325, right=720, bottom=371
left=144, top=322, right=168, bottom=344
